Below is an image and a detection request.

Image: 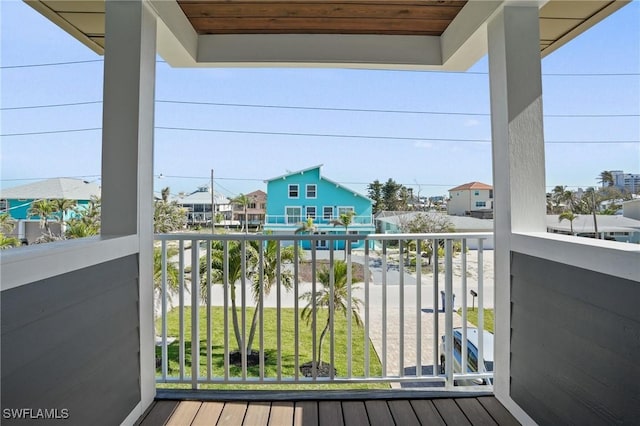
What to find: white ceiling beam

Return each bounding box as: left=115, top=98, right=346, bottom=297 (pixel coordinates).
left=147, top=0, right=198, bottom=66
left=195, top=34, right=443, bottom=70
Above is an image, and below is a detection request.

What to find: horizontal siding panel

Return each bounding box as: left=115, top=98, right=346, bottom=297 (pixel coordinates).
left=511, top=252, right=640, bottom=426
left=1, top=255, right=140, bottom=426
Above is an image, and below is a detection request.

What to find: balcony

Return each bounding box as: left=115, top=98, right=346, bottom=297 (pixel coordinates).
left=264, top=215, right=374, bottom=226
left=154, top=233, right=493, bottom=389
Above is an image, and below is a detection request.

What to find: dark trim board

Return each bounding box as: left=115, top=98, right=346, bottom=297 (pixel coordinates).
left=510, top=252, right=640, bottom=425
left=1, top=255, right=141, bottom=425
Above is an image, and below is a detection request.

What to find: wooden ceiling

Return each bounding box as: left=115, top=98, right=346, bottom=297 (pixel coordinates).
left=176, top=0, right=468, bottom=35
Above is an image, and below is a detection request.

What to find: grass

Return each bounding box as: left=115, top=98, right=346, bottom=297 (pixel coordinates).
left=156, top=306, right=387, bottom=390
left=457, top=308, right=495, bottom=334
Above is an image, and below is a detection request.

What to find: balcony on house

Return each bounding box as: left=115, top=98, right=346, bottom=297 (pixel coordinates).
left=264, top=214, right=374, bottom=226
left=2, top=1, right=639, bottom=425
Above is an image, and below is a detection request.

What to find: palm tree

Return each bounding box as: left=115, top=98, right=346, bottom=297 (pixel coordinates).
left=330, top=210, right=355, bottom=259
left=245, top=239, right=296, bottom=353
left=598, top=170, right=614, bottom=187
left=232, top=194, right=251, bottom=233
left=0, top=234, right=20, bottom=249
left=295, top=217, right=316, bottom=234
left=51, top=199, right=77, bottom=233
left=559, top=211, right=578, bottom=235
left=199, top=240, right=258, bottom=353
left=0, top=213, right=16, bottom=234
left=27, top=199, right=56, bottom=235
left=301, top=260, right=363, bottom=368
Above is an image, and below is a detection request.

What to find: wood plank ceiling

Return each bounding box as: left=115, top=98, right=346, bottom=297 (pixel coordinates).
left=176, top=0, right=468, bottom=35
left=31, top=0, right=626, bottom=58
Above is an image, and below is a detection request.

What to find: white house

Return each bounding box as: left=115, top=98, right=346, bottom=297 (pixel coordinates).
left=447, top=182, right=494, bottom=217
left=176, top=185, right=233, bottom=226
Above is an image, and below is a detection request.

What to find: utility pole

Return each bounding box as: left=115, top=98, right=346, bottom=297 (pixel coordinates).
left=211, top=169, right=215, bottom=234
left=591, top=190, right=599, bottom=239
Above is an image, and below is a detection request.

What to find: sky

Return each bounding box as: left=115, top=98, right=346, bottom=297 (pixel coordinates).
left=1, top=0, right=639, bottom=200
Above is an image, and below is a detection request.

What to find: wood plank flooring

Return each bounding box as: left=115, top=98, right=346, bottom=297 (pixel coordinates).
left=137, top=396, right=520, bottom=425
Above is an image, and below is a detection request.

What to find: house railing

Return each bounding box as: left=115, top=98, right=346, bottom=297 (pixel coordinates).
left=154, top=232, right=493, bottom=389
left=264, top=214, right=373, bottom=226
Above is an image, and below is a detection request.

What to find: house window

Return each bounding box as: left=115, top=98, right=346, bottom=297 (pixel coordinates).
left=289, top=184, right=299, bottom=198
left=323, top=206, right=334, bottom=220
left=306, top=206, right=316, bottom=219
left=338, top=207, right=354, bottom=216
left=474, top=191, right=480, bottom=196
left=306, top=184, right=317, bottom=198
left=475, top=201, right=486, bottom=208
left=489, top=190, right=494, bottom=198
left=0, top=199, right=7, bottom=212
left=286, top=207, right=301, bottom=224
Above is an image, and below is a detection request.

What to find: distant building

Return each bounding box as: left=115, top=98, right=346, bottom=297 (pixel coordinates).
left=375, top=211, right=494, bottom=249
left=447, top=182, right=493, bottom=217
left=546, top=214, right=640, bottom=244
left=0, top=178, right=101, bottom=243
left=232, top=190, right=267, bottom=229
left=611, top=170, right=640, bottom=194
left=263, top=165, right=374, bottom=249
left=177, top=185, right=232, bottom=226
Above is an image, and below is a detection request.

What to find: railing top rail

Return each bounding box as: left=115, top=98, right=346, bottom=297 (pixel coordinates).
left=154, top=231, right=493, bottom=242
left=369, top=232, right=493, bottom=240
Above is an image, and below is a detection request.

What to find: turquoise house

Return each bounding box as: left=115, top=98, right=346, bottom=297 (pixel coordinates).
left=263, top=165, right=374, bottom=249
left=0, top=178, right=101, bottom=243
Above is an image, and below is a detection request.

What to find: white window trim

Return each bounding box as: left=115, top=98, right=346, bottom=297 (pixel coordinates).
left=285, top=206, right=302, bottom=224
left=323, top=206, right=334, bottom=220
left=337, top=206, right=355, bottom=215
left=306, top=184, right=317, bottom=199
left=305, top=206, right=317, bottom=219
left=288, top=184, right=299, bottom=199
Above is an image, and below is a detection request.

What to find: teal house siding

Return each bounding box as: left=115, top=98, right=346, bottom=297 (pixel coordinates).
left=264, top=165, right=374, bottom=249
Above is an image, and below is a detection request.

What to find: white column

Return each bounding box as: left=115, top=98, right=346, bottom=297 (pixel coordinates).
left=101, top=0, right=157, bottom=421
left=488, top=5, right=546, bottom=424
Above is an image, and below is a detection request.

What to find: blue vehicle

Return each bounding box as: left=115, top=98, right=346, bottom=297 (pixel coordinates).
left=440, top=327, right=494, bottom=385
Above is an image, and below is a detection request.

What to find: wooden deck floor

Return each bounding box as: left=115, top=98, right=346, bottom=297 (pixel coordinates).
left=137, top=395, right=520, bottom=425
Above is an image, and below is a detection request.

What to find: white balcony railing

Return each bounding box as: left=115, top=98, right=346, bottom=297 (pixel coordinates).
left=154, top=232, right=493, bottom=389
left=264, top=214, right=373, bottom=226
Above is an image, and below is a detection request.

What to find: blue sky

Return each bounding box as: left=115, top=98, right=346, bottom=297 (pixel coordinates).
left=1, top=1, right=638, bottom=199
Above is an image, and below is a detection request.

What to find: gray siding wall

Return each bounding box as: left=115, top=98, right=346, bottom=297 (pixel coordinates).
left=1, top=255, right=141, bottom=425
left=510, top=252, right=640, bottom=425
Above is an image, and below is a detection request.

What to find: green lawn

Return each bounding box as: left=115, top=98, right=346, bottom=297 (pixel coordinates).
left=457, top=308, right=495, bottom=334
left=156, top=306, right=387, bottom=390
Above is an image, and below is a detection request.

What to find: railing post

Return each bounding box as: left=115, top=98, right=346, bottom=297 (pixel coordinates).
left=444, top=239, right=454, bottom=388
left=161, top=239, right=168, bottom=380
left=191, top=239, right=200, bottom=389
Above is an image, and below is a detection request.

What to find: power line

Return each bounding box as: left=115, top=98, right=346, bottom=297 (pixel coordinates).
left=2, top=58, right=639, bottom=77
left=2, top=125, right=638, bottom=144
left=2, top=98, right=638, bottom=118
left=0, top=59, right=104, bottom=69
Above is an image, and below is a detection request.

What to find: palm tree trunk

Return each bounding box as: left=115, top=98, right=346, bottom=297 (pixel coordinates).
left=229, top=284, right=244, bottom=351
left=317, top=314, right=331, bottom=367
left=246, top=297, right=261, bottom=354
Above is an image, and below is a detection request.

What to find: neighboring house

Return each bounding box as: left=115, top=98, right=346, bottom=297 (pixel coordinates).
left=447, top=182, right=494, bottom=217
left=375, top=211, right=495, bottom=249
left=176, top=185, right=233, bottom=227
left=546, top=214, right=640, bottom=244
left=232, top=190, right=267, bottom=229
left=0, top=178, right=101, bottom=243
left=263, top=165, right=374, bottom=249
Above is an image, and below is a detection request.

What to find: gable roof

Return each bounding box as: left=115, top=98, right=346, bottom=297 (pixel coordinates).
left=265, top=165, right=371, bottom=201
left=0, top=178, right=101, bottom=200
left=449, top=182, right=493, bottom=192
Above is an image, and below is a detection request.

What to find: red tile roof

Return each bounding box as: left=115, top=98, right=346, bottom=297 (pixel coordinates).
left=449, top=182, right=493, bottom=191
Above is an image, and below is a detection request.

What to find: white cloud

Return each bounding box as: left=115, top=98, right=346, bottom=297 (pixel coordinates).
left=414, top=141, right=433, bottom=149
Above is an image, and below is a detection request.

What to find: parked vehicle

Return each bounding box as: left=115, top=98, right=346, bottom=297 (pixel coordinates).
left=440, top=327, right=494, bottom=385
